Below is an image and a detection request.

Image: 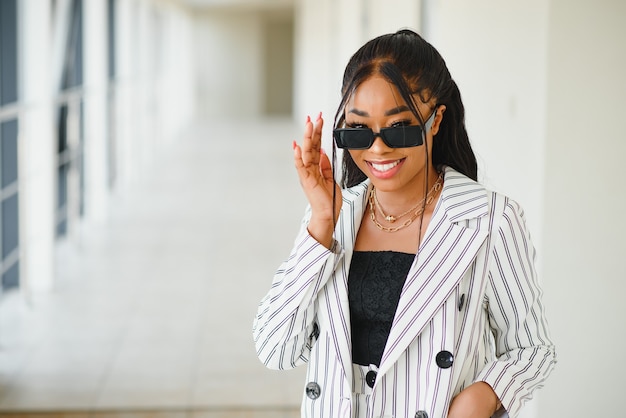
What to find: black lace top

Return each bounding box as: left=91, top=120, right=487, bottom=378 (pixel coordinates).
left=348, top=250, right=415, bottom=367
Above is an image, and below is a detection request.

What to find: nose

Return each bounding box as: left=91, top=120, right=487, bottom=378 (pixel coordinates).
left=368, top=133, right=391, bottom=153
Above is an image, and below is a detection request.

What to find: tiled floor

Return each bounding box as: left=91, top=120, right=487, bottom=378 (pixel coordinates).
left=0, top=119, right=309, bottom=416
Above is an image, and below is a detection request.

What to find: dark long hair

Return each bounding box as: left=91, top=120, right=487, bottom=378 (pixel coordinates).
left=333, top=29, right=477, bottom=188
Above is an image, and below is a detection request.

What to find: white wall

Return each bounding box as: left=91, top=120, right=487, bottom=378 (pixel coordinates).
left=193, top=11, right=265, bottom=119
left=427, top=0, right=549, bottom=239
left=539, top=1, right=626, bottom=416
left=263, top=16, right=294, bottom=115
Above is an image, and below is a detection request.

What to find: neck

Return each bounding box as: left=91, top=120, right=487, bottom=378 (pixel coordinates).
left=374, top=168, right=442, bottom=214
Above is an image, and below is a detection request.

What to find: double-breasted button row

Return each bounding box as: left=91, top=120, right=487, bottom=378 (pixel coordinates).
left=436, top=350, right=454, bottom=369
left=305, top=382, right=321, bottom=399
left=307, top=348, right=452, bottom=399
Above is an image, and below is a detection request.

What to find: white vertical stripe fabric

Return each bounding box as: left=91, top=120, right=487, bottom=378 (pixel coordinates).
left=253, top=167, right=556, bottom=418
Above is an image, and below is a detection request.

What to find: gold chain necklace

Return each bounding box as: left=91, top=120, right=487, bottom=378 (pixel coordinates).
left=373, top=188, right=421, bottom=223
left=368, top=173, right=443, bottom=233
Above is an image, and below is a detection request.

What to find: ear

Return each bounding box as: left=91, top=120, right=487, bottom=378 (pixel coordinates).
left=430, top=105, right=446, bottom=136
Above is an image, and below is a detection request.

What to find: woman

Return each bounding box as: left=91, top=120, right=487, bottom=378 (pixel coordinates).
left=253, top=29, right=555, bottom=418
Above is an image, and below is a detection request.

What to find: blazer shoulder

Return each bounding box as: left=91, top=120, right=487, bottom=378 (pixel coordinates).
left=440, top=167, right=489, bottom=222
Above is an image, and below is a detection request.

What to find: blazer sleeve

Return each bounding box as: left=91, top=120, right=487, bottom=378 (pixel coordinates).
left=475, top=196, right=557, bottom=418
left=253, top=206, right=344, bottom=370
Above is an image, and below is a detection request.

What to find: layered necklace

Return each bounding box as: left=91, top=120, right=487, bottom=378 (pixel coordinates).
left=368, top=172, right=444, bottom=233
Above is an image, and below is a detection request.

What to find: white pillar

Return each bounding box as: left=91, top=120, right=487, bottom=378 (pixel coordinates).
left=83, top=0, right=110, bottom=222
left=20, top=0, right=56, bottom=293
left=113, top=0, right=136, bottom=190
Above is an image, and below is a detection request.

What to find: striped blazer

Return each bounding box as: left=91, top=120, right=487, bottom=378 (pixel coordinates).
left=253, top=167, right=556, bottom=418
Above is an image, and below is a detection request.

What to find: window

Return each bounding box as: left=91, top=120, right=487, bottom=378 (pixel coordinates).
left=0, top=0, right=20, bottom=290
left=56, top=0, right=84, bottom=238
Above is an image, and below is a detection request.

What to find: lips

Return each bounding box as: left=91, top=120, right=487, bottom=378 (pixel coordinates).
left=367, top=158, right=405, bottom=179
left=370, top=160, right=401, bottom=172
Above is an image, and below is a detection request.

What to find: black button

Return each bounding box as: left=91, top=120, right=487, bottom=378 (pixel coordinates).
left=415, top=411, right=428, bottom=418
left=305, top=382, right=321, bottom=399
left=310, top=322, right=320, bottom=341
left=458, top=293, right=466, bottom=311
left=365, top=370, right=377, bottom=388
left=435, top=350, right=454, bottom=369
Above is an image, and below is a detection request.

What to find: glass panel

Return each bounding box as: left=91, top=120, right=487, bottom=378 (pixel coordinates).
left=79, top=100, right=85, bottom=216
left=57, top=164, right=68, bottom=238
left=1, top=119, right=18, bottom=188
left=108, top=0, right=116, bottom=80
left=1, top=260, right=19, bottom=289
left=56, top=218, right=67, bottom=237
left=0, top=0, right=18, bottom=105
left=107, top=90, right=117, bottom=188
left=2, top=192, right=18, bottom=258
left=58, top=105, right=68, bottom=153
left=61, top=0, right=84, bottom=89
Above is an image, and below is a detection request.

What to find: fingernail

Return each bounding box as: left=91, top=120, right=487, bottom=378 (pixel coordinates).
left=306, top=115, right=311, bottom=123
left=292, top=140, right=297, bottom=150
left=320, top=148, right=326, bottom=155
left=316, top=112, right=322, bottom=121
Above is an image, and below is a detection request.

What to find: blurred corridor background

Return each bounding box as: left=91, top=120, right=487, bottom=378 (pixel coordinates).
left=0, top=0, right=625, bottom=417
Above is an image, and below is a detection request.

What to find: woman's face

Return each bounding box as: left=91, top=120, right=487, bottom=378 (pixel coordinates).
left=345, top=75, right=440, bottom=195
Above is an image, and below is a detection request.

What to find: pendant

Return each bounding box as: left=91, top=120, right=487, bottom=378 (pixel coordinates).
left=385, top=215, right=396, bottom=223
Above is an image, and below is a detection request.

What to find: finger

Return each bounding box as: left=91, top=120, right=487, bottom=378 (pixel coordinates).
left=293, top=141, right=305, bottom=170
left=314, top=111, right=324, bottom=131
left=311, top=112, right=324, bottom=152
left=301, top=117, right=318, bottom=167
left=302, top=114, right=321, bottom=167
left=319, top=148, right=334, bottom=182
left=294, top=141, right=318, bottom=186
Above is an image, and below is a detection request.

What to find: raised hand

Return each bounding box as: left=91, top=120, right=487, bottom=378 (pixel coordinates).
left=293, top=113, right=342, bottom=249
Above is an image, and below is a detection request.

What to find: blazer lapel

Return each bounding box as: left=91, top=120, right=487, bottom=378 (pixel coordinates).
left=316, top=181, right=370, bottom=383
left=378, top=168, right=490, bottom=377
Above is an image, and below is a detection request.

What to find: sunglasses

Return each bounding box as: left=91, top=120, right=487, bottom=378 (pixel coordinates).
left=333, top=109, right=437, bottom=150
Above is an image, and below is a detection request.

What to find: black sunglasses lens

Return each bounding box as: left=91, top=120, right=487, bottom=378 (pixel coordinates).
left=382, top=126, right=424, bottom=148
left=334, top=129, right=373, bottom=149
left=334, top=126, right=424, bottom=149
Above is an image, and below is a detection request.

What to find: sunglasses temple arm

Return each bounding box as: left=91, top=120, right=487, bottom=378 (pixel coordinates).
left=331, top=144, right=338, bottom=231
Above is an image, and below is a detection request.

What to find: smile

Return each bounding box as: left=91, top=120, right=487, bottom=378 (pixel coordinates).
left=369, top=159, right=403, bottom=173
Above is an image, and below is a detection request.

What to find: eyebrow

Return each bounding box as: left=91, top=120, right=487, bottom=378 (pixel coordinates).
left=347, top=105, right=411, bottom=117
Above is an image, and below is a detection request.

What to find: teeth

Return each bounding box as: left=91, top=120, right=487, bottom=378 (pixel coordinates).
left=371, top=160, right=400, bottom=172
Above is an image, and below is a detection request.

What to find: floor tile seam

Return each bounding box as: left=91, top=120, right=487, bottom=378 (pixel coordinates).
left=90, top=127, right=206, bottom=410
left=0, top=332, right=51, bottom=407
left=90, top=299, right=140, bottom=409
left=185, top=275, right=217, bottom=408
